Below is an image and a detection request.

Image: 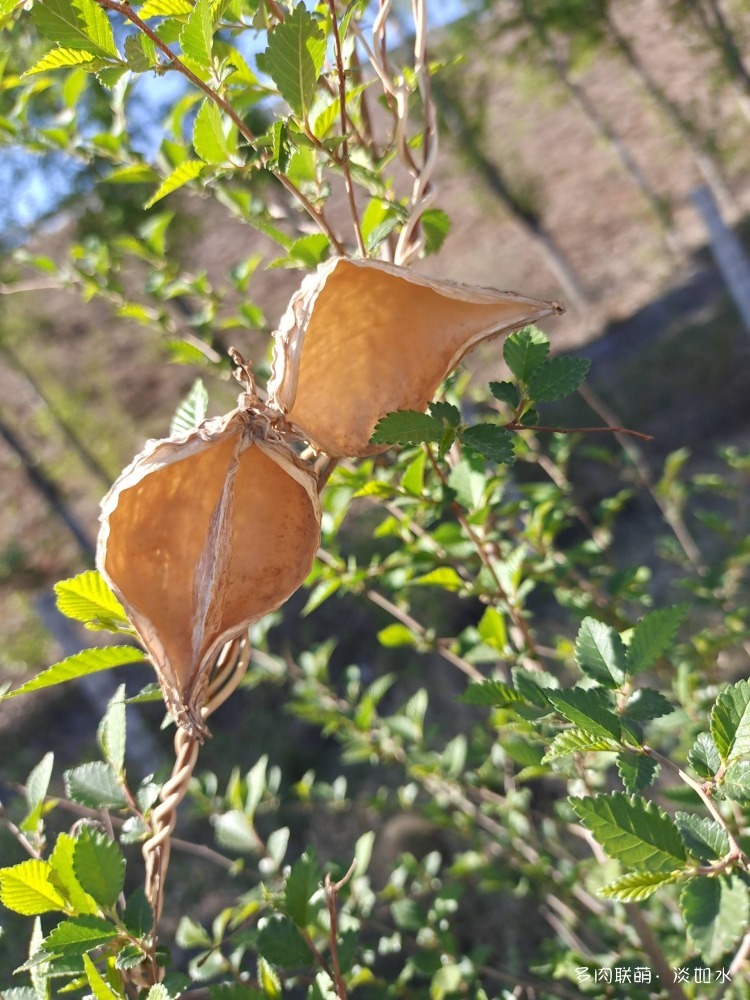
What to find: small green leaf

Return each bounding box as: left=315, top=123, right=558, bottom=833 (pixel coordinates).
left=410, top=567, right=463, bottom=591
left=179, top=0, right=212, bottom=67
left=257, top=916, right=312, bottom=969
left=599, top=869, right=681, bottom=902
left=97, top=685, right=126, bottom=773
left=83, top=953, right=123, bottom=1000
left=546, top=688, right=621, bottom=740
left=622, top=688, right=675, bottom=722
left=476, top=606, right=506, bottom=651
left=420, top=208, right=451, bottom=255
left=626, top=605, right=687, bottom=674
left=124, top=34, right=156, bottom=72
left=145, top=160, right=204, bottom=209
left=23, top=752, right=54, bottom=827
left=49, top=832, right=100, bottom=915
left=64, top=761, right=128, bottom=810
left=123, top=887, right=154, bottom=937
left=285, top=852, right=319, bottom=928
left=680, top=876, right=749, bottom=964
left=43, top=915, right=118, bottom=956
left=460, top=424, right=515, bottom=464
left=711, top=679, right=750, bottom=764
left=447, top=455, right=486, bottom=510
left=526, top=357, right=590, bottom=402
left=170, top=379, right=209, bottom=436
left=264, top=4, right=326, bottom=118
left=288, top=233, right=330, bottom=267
left=617, top=752, right=659, bottom=793
left=146, top=987, right=171, bottom=1000
left=574, top=618, right=626, bottom=688
left=193, top=99, right=237, bottom=164
left=688, top=732, right=720, bottom=778
left=488, top=380, right=519, bottom=408
left=214, top=810, right=260, bottom=854
left=460, top=680, right=523, bottom=707
left=570, top=792, right=686, bottom=873
left=428, top=401, right=461, bottom=427
left=503, top=326, right=549, bottom=381
left=2, top=646, right=143, bottom=701
left=23, top=46, right=98, bottom=76
left=400, top=450, right=426, bottom=496
left=722, top=759, right=750, bottom=802
left=371, top=410, right=443, bottom=446
left=55, top=571, right=129, bottom=632
left=0, top=860, right=66, bottom=915
left=542, top=728, right=615, bottom=762
left=377, top=624, right=418, bottom=648
left=675, top=813, right=729, bottom=862
left=73, top=828, right=125, bottom=908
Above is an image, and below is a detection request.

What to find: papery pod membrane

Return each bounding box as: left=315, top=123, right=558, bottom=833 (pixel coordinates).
left=97, top=408, right=321, bottom=740
left=268, top=257, right=563, bottom=457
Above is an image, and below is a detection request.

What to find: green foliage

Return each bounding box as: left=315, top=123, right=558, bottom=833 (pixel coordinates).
left=3, top=1, right=750, bottom=995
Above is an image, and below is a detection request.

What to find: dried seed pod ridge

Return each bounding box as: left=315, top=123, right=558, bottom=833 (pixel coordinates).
left=268, top=257, right=563, bottom=457
left=97, top=408, right=321, bottom=739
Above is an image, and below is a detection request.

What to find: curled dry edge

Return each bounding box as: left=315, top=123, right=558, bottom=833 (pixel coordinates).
left=97, top=259, right=563, bottom=738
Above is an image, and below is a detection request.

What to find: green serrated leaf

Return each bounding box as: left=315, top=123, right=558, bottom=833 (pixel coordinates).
left=23, top=46, right=98, bottom=76
left=546, top=688, right=621, bottom=740
left=2, top=646, right=143, bottom=701
left=617, top=752, right=659, bottom=793
left=680, top=876, right=749, bottom=964
left=0, top=860, right=66, bottom=915
left=626, top=605, right=687, bottom=674
left=460, top=679, right=523, bottom=707
left=377, top=624, right=418, bottom=648
left=371, top=410, right=443, bottom=446
left=675, top=813, right=729, bottom=862
left=83, top=953, right=123, bottom=999
left=447, top=454, right=485, bottom=510
left=428, top=401, right=461, bottom=427
left=32, top=0, right=117, bottom=57
left=526, top=356, right=590, bottom=402
left=599, top=869, right=681, bottom=902
left=124, top=34, right=156, bottom=73
left=140, top=0, right=193, bottom=15
left=123, top=887, right=154, bottom=937
left=24, top=752, right=54, bottom=822
left=64, top=762, right=128, bottom=810
left=503, top=326, right=549, bottom=381
left=622, top=688, right=675, bottom=722
left=145, top=160, right=204, bottom=209
left=97, top=685, right=126, bottom=773
left=49, top=833, right=100, bottom=916
left=285, top=852, right=319, bottom=928
left=170, top=379, right=209, bottom=436
left=574, top=618, right=626, bottom=688
left=420, top=208, right=451, bottom=255
left=460, top=424, right=515, bottom=464
left=688, top=732, right=720, bottom=778
left=410, top=567, right=464, bottom=591
left=288, top=233, right=330, bottom=267
left=570, top=792, right=686, bottom=873
left=476, top=606, right=506, bottom=651
left=55, top=571, right=129, bottom=632
left=264, top=3, right=326, bottom=118
left=711, top=678, right=750, bottom=764
left=214, top=810, right=260, bottom=854
left=488, top=380, right=519, bottom=408
left=43, top=915, right=118, bottom=956
left=73, top=828, right=125, bottom=909
left=193, top=98, right=236, bottom=164
left=722, top=759, right=750, bottom=802
left=257, top=916, right=313, bottom=969
left=400, top=449, right=426, bottom=496
left=146, top=986, right=171, bottom=1000
left=179, top=0, right=212, bottom=67
left=542, top=728, right=615, bottom=762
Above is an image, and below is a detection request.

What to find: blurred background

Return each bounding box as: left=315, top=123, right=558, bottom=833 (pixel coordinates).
left=1, top=0, right=750, bottom=978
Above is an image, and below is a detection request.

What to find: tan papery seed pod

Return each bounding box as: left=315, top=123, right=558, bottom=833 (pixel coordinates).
left=97, top=405, right=321, bottom=740
left=268, top=257, right=563, bottom=458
